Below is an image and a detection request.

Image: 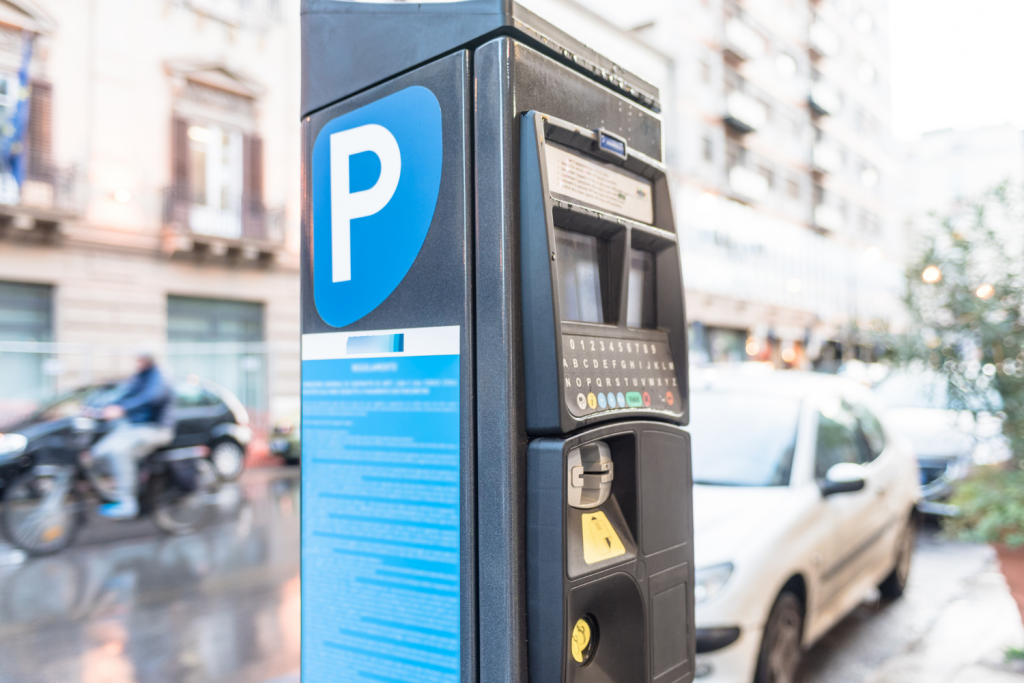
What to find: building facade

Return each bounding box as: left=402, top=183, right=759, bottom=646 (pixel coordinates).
left=0, top=0, right=301, bottom=425
left=537, top=0, right=906, bottom=368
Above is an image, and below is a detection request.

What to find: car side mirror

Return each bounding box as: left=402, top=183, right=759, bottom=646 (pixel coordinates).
left=819, top=462, right=866, bottom=496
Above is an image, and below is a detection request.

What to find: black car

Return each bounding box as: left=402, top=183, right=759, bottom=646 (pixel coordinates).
left=0, top=377, right=252, bottom=492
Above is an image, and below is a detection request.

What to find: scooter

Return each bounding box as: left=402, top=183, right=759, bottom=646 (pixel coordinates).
left=0, top=416, right=219, bottom=556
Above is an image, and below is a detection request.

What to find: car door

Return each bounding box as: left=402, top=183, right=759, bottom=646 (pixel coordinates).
left=171, top=381, right=225, bottom=447
left=811, top=394, right=880, bottom=628
left=849, top=398, right=906, bottom=579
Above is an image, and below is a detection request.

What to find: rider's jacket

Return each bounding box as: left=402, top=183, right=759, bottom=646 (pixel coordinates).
left=116, top=366, right=174, bottom=427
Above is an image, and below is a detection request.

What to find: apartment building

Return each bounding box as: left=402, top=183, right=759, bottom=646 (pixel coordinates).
left=556, top=0, right=905, bottom=367
left=0, top=0, right=300, bottom=421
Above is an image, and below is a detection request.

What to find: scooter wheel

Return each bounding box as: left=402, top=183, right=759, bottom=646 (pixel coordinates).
left=1, top=469, right=82, bottom=555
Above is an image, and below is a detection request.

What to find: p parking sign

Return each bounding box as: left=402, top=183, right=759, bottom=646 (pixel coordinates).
left=311, top=86, right=444, bottom=328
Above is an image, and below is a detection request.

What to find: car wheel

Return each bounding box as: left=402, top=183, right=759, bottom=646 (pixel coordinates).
left=879, top=516, right=915, bottom=600
left=754, top=591, right=804, bottom=683
left=210, top=439, right=246, bottom=481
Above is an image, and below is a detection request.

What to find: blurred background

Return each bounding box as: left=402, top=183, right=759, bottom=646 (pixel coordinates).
left=0, top=0, right=1023, bottom=682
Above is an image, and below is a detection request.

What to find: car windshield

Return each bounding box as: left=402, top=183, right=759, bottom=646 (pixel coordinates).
left=31, top=384, right=121, bottom=421
left=873, top=371, right=1002, bottom=412
left=689, top=391, right=801, bottom=487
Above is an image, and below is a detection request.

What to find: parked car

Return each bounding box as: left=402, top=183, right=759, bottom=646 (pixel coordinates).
left=688, top=367, right=920, bottom=683
left=872, top=368, right=1010, bottom=516
left=270, top=409, right=300, bottom=464
left=0, top=377, right=251, bottom=495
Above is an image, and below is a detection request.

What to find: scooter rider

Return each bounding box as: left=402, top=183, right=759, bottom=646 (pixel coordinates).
left=93, top=349, right=175, bottom=519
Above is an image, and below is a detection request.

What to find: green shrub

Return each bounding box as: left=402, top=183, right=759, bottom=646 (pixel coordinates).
left=945, top=467, right=1024, bottom=547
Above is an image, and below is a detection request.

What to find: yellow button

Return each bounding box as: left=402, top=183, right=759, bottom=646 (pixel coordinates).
left=571, top=616, right=596, bottom=664
left=587, top=392, right=597, bottom=409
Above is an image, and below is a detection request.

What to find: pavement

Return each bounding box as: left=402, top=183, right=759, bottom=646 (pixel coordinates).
left=1, top=472, right=1022, bottom=683
left=798, top=524, right=1024, bottom=683
left=0, top=467, right=301, bottom=683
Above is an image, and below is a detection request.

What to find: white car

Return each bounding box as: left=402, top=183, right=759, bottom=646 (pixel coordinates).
left=688, top=368, right=920, bottom=683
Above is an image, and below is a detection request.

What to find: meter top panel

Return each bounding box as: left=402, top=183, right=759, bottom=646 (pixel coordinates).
left=300, top=0, right=659, bottom=119
left=520, top=112, right=687, bottom=436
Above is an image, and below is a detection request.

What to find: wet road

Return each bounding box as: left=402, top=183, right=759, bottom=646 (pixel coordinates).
left=0, top=468, right=300, bottom=683
left=2, top=475, right=1021, bottom=683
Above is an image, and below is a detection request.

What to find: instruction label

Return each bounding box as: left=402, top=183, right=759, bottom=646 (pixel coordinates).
left=302, top=325, right=460, bottom=683
left=545, top=143, right=653, bottom=224
left=581, top=510, right=626, bottom=564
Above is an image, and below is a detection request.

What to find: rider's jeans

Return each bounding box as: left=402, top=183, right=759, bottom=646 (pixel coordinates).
left=93, top=423, right=174, bottom=503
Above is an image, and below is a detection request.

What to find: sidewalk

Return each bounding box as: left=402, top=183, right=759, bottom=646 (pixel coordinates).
left=866, top=551, right=1024, bottom=683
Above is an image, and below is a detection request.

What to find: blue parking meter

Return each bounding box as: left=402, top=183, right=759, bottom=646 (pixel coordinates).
left=300, top=3, right=694, bottom=682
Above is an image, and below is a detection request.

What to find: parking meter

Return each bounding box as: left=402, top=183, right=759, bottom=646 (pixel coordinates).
left=300, top=2, right=694, bottom=683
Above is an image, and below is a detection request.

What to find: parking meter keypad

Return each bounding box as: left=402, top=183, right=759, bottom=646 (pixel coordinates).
left=561, top=334, right=681, bottom=418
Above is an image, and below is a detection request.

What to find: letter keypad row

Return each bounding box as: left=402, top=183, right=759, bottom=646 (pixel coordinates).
left=561, top=334, right=681, bottom=418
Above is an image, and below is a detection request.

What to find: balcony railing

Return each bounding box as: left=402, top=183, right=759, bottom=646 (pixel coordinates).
left=163, top=186, right=283, bottom=245
left=811, top=141, right=842, bottom=174
left=724, top=18, right=766, bottom=61
left=0, top=164, right=80, bottom=218
left=809, top=82, right=841, bottom=116
left=724, top=91, right=767, bottom=133
left=809, top=21, right=839, bottom=58
left=814, top=203, right=844, bottom=232
left=729, top=165, right=770, bottom=202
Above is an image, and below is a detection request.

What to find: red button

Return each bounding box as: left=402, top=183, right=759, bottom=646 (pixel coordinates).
left=666, top=391, right=674, bottom=406
left=642, top=391, right=651, bottom=407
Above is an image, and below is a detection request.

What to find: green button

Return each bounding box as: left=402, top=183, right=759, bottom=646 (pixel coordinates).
left=626, top=392, right=643, bottom=407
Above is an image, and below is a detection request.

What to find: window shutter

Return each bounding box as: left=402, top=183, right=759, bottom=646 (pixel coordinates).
left=27, top=80, right=52, bottom=180
left=242, top=134, right=264, bottom=239
left=170, top=116, right=189, bottom=225
left=243, top=134, right=263, bottom=205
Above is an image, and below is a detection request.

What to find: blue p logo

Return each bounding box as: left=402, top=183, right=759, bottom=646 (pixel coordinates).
left=312, top=86, right=443, bottom=328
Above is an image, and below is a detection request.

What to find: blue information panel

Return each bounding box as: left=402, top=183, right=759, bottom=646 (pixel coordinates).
left=302, top=326, right=461, bottom=682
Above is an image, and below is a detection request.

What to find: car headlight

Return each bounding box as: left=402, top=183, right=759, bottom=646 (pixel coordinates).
left=0, top=433, right=28, bottom=463
left=695, top=563, right=734, bottom=604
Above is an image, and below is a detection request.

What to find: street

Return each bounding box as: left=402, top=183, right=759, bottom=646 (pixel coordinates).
left=1, top=469, right=1022, bottom=683
left=0, top=468, right=301, bottom=683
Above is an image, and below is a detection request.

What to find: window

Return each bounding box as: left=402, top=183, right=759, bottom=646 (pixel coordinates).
left=852, top=402, right=886, bottom=462
left=757, top=163, right=774, bottom=189
left=699, top=58, right=712, bottom=85
left=0, top=73, right=19, bottom=126
left=702, top=135, right=714, bottom=162
left=814, top=398, right=862, bottom=478
left=187, top=123, right=244, bottom=237
left=167, top=296, right=265, bottom=409
left=0, top=281, right=53, bottom=403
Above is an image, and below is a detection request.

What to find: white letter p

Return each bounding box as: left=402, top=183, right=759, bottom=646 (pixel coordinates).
left=330, top=124, right=401, bottom=283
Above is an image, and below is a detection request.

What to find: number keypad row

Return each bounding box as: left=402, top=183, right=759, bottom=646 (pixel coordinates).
left=561, top=334, right=681, bottom=418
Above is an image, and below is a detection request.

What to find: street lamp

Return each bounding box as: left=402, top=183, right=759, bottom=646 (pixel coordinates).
left=976, top=283, right=994, bottom=300
left=921, top=265, right=942, bottom=283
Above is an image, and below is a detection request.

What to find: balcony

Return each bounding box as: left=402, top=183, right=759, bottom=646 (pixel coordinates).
left=724, top=19, right=766, bottom=62
left=0, top=165, right=80, bottom=235
left=729, top=165, right=770, bottom=202
left=808, top=21, right=839, bottom=58
left=811, top=142, right=842, bottom=174
left=809, top=82, right=841, bottom=116
left=163, top=186, right=284, bottom=261
left=814, top=203, right=844, bottom=232
left=724, top=91, right=768, bottom=133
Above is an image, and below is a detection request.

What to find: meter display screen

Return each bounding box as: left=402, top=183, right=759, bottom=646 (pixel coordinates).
left=556, top=228, right=604, bottom=323
left=626, top=249, right=655, bottom=328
